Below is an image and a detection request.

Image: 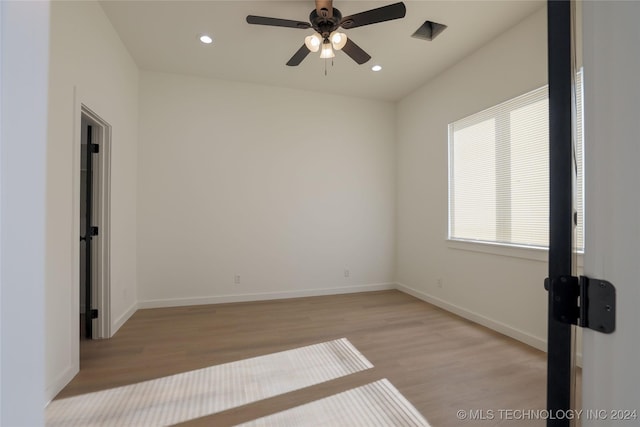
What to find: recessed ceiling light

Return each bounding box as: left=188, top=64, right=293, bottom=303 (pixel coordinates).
left=371, top=65, right=382, bottom=72
left=199, top=35, right=213, bottom=44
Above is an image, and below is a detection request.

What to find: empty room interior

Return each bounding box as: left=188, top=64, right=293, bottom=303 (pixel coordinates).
left=3, top=0, right=629, bottom=425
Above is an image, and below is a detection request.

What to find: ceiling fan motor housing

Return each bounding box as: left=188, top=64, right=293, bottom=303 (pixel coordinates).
left=310, top=8, right=342, bottom=39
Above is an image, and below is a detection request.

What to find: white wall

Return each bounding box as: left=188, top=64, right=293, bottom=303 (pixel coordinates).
left=396, top=7, right=550, bottom=350
left=582, top=2, right=640, bottom=424
left=138, top=71, right=395, bottom=307
left=46, top=1, right=138, bottom=401
left=0, top=0, right=49, bottom=423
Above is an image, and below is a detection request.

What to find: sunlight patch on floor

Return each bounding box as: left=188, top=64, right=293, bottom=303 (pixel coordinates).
left=46, top=338, right=372, bottom=427
left=239, top=379, right=431, bottom=427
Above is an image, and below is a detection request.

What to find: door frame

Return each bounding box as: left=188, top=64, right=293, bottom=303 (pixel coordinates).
left=582, top=2, right=640, bottom=424
left=74, top=97, right=112, bottom=340
left=546, top=1, right=580, bottom=425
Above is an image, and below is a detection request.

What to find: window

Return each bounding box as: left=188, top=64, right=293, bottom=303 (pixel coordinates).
left=448, top=73, right=584, bottom=250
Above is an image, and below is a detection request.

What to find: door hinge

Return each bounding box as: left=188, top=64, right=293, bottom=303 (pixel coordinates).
left=90, top=226, right=99, bottom=237
left=90, top=309, right=99, bottom=319
left=544, top=275, right=616, bottom=333
left=89, top=143, right=100, bottom=154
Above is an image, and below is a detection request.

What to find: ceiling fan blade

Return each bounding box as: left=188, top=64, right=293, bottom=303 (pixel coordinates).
left=315, top=0, right=333, bottom=18
left=286, top=45, right=311, bottom=66
left=246, top=15, right=311, bottom=29
left=341, top=38, right=371, bottom=65
left=340, top=2, right=406, bottom=29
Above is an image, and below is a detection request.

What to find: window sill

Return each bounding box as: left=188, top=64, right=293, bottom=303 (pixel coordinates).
left=447, top=239, right=584, bottom=267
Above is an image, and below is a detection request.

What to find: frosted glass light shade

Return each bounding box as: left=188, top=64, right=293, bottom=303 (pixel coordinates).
left=304, top=33, right=322, bottom=52
left=320, top=41, right=335, bottom=59
left=330, top=32, right=347, bottom=50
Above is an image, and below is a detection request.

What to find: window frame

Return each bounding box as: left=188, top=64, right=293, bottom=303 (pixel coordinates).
left=447, top=76, right=584, bottom=256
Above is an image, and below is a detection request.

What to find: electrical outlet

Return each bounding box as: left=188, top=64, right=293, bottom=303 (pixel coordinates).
left=234, top=275, right=241, bottom=284
left=436, top=278, right=443, bottom=288
left=344, top=269, right=350, bottom=278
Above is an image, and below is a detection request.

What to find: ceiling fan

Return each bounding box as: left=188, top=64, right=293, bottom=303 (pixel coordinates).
left=246, top=1, right=406, bottom=66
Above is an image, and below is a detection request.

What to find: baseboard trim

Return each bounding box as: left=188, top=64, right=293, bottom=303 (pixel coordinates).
left=395, top=282, right=547, bottom=353
left=111, top=301, right=138, bottom=336
left=395, top=283, right=584, bottom=367
left=45, top=364, right=78, bottom=406
left=138, top=283, right=395, bottom=309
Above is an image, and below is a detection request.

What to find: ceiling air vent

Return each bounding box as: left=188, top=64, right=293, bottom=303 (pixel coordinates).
left=411, top=20, right=447, bottom=41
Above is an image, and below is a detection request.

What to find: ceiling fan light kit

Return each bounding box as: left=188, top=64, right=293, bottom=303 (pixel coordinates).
left=306, top=30, right=347, bottom=56
left=330, top=32, right=347, bottom=50
left=246, top=1, right=406, bottom=67
left=320, top=41, right=335, bottom=59
left=304, top=33, right=322, bottom=52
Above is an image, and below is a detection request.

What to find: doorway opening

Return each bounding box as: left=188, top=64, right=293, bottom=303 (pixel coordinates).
left=79, top=106, right=111, bottom=340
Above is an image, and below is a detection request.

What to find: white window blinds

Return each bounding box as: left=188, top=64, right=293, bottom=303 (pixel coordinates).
left=449, top=75, right=584, bottom=250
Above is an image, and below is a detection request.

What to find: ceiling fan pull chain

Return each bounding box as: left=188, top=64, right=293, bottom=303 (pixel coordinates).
left=324, top=58, right=327, bottom=76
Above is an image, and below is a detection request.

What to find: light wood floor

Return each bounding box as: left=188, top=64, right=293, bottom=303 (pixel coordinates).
left=57, top=290, right=550, bottom=426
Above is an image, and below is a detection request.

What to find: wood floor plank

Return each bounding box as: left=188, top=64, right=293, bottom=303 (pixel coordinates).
left=55, top=290, right=549, bottom=426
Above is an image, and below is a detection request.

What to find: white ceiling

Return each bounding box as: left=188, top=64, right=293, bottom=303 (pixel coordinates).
left=100, top=0, right=544, bottom=102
